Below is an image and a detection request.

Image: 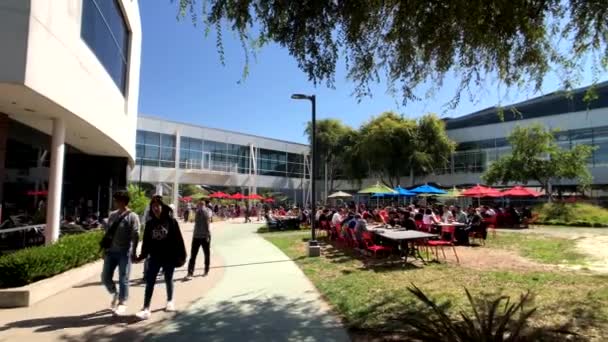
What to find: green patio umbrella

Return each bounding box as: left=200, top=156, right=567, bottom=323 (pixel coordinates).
left=437, top=187, right=462, bottom=198
left=358, top=183, right=397, bottom=194
left=358, top=183, right=396, bottom=208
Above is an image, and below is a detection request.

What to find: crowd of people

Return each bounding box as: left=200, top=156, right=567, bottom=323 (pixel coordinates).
left=312, top=202, right=534, bottom=248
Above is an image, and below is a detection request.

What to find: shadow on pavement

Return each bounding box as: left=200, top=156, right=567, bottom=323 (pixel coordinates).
left=0, top=309, right=169, bottom=342
left=147, top=294, right=347, bottom=342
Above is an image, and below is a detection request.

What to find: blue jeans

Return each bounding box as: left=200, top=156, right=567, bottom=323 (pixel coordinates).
left=101, top=250, right=131, bottom=303
left=144, top=257, right=175, bottom=309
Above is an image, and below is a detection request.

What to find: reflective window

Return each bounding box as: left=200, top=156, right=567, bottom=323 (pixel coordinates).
left=136, top=130, right=176, bottom=168
left=81, top=0, right=130, bottom=94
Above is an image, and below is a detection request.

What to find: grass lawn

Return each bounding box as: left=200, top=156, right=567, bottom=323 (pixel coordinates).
left=264, top=231, right=608, bottom=340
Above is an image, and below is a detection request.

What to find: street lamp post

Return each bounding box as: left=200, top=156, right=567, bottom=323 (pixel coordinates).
left=291, top=93, right=320, bottom=257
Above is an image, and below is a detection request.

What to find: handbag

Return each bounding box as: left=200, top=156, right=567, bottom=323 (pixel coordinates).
left=99, top=211, right=130, bottom=250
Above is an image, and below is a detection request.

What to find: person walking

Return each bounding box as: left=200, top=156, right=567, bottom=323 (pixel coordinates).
left=244, top=201, right=251, bottom=223
left=185, top=200, right=212, bottom=280
left=100, top=190, right=140, bottom=316
left=135, top=196, right=186, bottom=320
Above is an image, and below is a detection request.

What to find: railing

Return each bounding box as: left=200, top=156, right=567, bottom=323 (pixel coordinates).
left=0, top=224, right=46, bottom=252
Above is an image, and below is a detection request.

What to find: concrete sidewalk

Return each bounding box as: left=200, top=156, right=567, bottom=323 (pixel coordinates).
left=0, top=221, right=224, bottom=342
left=148, top=222, right=350, bottom=342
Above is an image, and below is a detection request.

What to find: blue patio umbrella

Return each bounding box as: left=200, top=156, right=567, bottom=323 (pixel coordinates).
left=394, top=186, right=416, bottom=196
left=409, top=184, right=447, bottom=195
left=371, top=193, right=399, bottom=198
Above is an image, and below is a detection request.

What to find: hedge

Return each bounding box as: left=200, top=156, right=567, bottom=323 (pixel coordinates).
left=535, top=202, right=608, bottom=228
left=0, top=230, right=104, bottom=289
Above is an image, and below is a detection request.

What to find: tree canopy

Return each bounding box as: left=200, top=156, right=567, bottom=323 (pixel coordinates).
left=305, top=112, right=455, bottom=189
left=305, top=119, right=354, bottom=194
left=175, top=0, right=607, bottom=106
left=482, top=124, right=595, bottom=198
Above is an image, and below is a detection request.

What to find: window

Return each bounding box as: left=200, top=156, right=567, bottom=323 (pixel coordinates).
left=136, top=130, right=176, bottom=168
left=81, top=0, right=130, bottom=94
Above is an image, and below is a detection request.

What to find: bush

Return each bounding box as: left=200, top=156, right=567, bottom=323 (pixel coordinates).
left=128, top=184, right=149, bottom=216
left=536, top=202, right=608, bottom=227
left=0, top=231, right=104, bottom=288
left=406, top=285, right=574, bottom=341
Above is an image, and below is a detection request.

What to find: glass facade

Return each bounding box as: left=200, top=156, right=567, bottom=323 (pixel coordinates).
left=81, top=0, right=130, bottom=94
left=136, top=130, right=176, bottom=167
left=437, top=125, right=608, bottom=175
left=135, top=130, right=307, bottom=179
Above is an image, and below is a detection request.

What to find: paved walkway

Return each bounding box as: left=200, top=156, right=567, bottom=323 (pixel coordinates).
left=0, top=221, right=350, bottom=342
left=148, top=221, right=349, bottom=342
left=0, top=221, right=224, bottom=342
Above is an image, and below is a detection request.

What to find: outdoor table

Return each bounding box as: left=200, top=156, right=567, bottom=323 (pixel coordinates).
left=434, top=222, right=469, bottom=245
left=373, top=230, right=437, bottom=262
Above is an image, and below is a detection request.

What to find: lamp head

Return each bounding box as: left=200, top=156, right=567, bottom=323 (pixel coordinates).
left=291, top=94, right=310, bottom=100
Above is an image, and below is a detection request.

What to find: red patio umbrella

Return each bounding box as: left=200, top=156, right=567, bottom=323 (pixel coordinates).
left=501, top=186, right=541, bottom=197
left=230, top=193, right=247, bottom=200
left=264, top=198, right=275, bottom=203
left=27, top=190, right=48, bottom=196
left=461, top=185, right=502, bottom=198
left=247, top=194, right=264, bottom=200
left=179, top=196, right=193, bottom=202
left=209, top=192, right=229, bottom=199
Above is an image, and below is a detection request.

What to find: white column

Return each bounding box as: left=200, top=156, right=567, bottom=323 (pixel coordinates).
left=45, top=118, right=65, bottom=245
left=156, top=183, right=163, bottom=196
left=173, top=130, right=181, bottom=207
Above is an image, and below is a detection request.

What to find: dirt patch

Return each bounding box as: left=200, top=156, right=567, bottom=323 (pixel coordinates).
left=442, top=246, right=553, bottom=272
left=575, top=236, right=608, bottom=274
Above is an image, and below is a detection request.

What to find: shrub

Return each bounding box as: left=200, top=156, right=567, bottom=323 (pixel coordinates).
left=128, top=184, right=149, bottom=216
left=0, top=231, right=104, bottom=288
left=405, top=285, right=574, bottom=341
left=536, top=202, right=608, bottom=227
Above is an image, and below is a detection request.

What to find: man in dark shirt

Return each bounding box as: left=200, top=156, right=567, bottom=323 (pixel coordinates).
left=400, top=211, right=418, bottom=231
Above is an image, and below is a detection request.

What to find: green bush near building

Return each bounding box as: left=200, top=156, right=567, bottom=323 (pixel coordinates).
left=536, top=202, right=608, bottom=227
left=0, top=230, right=104, bottom=289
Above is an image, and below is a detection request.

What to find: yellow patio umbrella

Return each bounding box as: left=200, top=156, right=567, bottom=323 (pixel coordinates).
left=437, top=187, right=462, bottom=198
left=358, top=183, right=397, bottom=208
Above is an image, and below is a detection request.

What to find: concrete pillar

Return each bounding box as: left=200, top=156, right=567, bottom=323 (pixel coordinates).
left=0, top=114, right=8, bottom=222
left=156, top=183, right=163, bottom=196
left=45, top=118, right=66, bottom=245
left=172, top=130, right=181, bottom=206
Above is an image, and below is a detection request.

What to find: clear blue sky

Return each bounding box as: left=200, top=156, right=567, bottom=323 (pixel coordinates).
left=137, top=2, right=599, bottom=144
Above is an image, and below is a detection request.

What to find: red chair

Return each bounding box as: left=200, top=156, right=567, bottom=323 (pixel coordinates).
left=427, top=226, right=460, bottom=263
left=362, top=231, right=393, bottom=257
left=484, top=215, right=498, bottom=238
left=319, top=220, right=330, bottom=239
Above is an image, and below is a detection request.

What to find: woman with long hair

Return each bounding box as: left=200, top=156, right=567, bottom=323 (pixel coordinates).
left=135, top=196, right=187, bottom=320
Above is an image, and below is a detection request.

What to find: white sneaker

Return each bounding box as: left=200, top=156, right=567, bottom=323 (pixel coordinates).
left=114, top=304, right=127, bottom=316
left=110, top=293, right=119, bottom=310
left=184, top=274, right=193, bottom=281
left=165, top=301, right=176, bottom=312
left=135, top=308, right=151, bottom=320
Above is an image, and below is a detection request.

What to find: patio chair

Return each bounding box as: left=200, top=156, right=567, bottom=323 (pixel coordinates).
left=426, top=226, right=460, bottom=263
left=362, top=231, right=393, bottom=258
left=468, top=228, right=486, bottom=246
left=483, top=215, right=498, bottom=238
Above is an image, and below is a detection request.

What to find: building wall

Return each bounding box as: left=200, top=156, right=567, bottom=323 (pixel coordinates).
left=131, top=116, right=310, bottom=194
left=21, top=0, right=141, bottom=162
left=447, top=108, right=608, bottom=143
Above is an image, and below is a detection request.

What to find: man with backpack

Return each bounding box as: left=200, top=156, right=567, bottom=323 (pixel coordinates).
left=100, top=190, right=140, bottom=315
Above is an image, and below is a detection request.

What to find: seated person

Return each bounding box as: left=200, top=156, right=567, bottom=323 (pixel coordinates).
left=354, top=214, right=369, bottom=247
left=468, top=208, right=487, bottom=240
left=400, top=211, right=417, bottom=231
left=454, top=206, right=468, bottom=224
left=442, top=206, right=454, bottom=223
left=422, top=208, right=440, bottom=225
